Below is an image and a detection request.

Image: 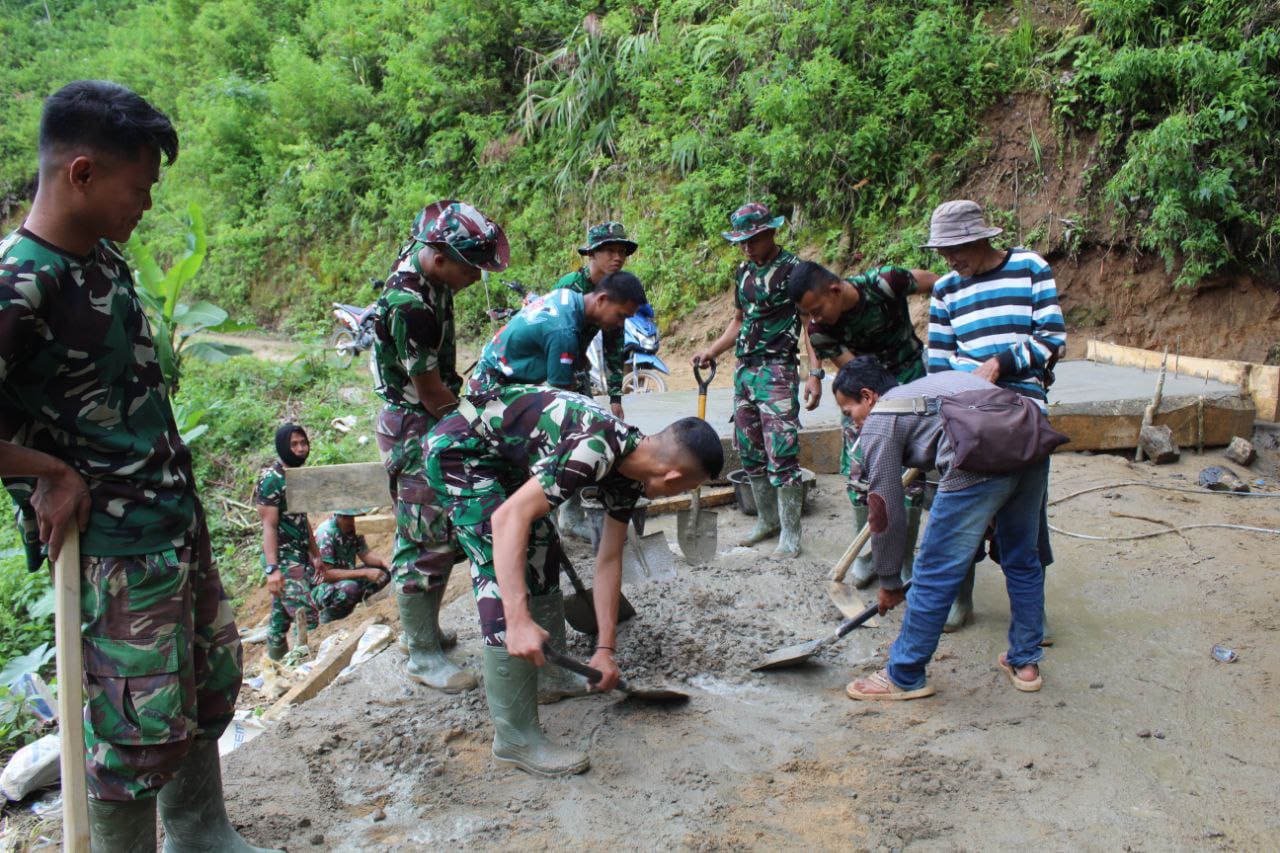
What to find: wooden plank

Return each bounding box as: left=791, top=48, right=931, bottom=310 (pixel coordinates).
left=1087, top=339, right=1279, bottom=422
left=644, top=486, right=738, bottom=515
left=285, top=462, right=388, bottom=513
left=262, top=615, right=384, bottom=721
left=354, top=513, right=396, bottom=536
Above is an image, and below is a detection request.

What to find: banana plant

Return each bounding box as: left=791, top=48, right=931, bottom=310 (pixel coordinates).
left=126, top=202, right=254, bottom=394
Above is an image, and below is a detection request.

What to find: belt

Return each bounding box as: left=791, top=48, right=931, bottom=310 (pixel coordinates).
left=737, top=355, right=796, bottom=368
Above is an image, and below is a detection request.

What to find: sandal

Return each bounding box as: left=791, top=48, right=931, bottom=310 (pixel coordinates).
left=846, top=669, right=936, bottom=702
left=998, top=653, right=1042, bottom=692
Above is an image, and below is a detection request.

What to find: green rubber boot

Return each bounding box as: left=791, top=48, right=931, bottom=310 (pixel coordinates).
left=943, top=560, right=976, bottom=633
left=899, top=506, right=922, bottom=585
left=265, top=639, right=288, bottom=662
left=158, top=739, right=279, bottom=852
left=849, top=503, right=876, bottom=589
left=484, top=646, right=590, bottom=777
left=90, top=796, right=157, bottom=853
left=397, top=590, right=477, bottom=692
left=772, top=483, right=804, bottom=558
left=399, top=626, right=456, bottom=652
left=528, top=593, right=590, bottom=704
left=738, top=475, right=780, bottom=546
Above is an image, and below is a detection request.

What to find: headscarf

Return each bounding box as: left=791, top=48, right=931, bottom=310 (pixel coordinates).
left=275, top=422, right=308, bottom=468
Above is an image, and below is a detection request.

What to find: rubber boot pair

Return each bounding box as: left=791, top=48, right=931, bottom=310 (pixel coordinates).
left=89, top=739, right=280, bottom=852
left=737, top=475, right=779, bottom=546
left=397, top=589, right=477, bottom=692
left=773, top=483, right=803, bottom=558
left=484, top=646, right=590, bottom=777
left=529, top=592, right=590, bottom=704
left=850, top=505, right=921, bottom=588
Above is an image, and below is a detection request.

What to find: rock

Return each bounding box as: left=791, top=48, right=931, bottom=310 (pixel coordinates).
left=310, top=834, right=325, bottom=845
left=298, top=818, right=311, bottom=828
left=1138, top=425, right=1179, bottom=464
left=1223, top=436, right=1256, bottom=467
left=1137, top=729, right=1151, bottom=738
left=372, top=808, right=386, bottom=822
left=1198, top=465, right=1250, bottom=493
left=1089, top=682, right=1104, bottom=689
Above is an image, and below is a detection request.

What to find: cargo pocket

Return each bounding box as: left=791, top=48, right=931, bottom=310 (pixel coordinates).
left=396, top=474, right=434, bottom=505
left=82, top=630, right=185, bottom=746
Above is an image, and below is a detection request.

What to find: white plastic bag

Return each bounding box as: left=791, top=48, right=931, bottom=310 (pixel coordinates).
left=1, top=734, right=60, bottom=801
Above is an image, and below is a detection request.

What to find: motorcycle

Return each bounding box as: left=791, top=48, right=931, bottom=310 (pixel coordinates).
left=587, top=302, right=669, bottom=395
left=329, top=278, right=383, bottom=368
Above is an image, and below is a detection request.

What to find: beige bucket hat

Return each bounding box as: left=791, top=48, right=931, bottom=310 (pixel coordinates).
left=921, top=200, right=1003, bottom=248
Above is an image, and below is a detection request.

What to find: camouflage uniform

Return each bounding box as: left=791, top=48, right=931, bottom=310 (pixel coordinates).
left=425, top=386, right=644, bottom=645
left=253, top=460, right=319, bottom=644
left=553, top=268, right=625, bottom=400
left=467, top=289, right=589, bottom=397
left=370, top=236, right=462, bottom=596
left=0, top=228, right=241, bottom=801
left=731, top=249, right=802, bottom=488
left=312, top=516, right=388, bottom=619
left=807, top=266, right=926, bottom=503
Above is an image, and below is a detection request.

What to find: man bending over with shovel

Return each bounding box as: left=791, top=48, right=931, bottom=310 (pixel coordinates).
left=834, top=357, right=1049, bottom=700
left=426, top=386, right=722, bottom=776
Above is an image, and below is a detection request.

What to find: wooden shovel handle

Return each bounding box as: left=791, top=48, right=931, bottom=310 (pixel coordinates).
left=55, top=527, right=90, bottom=852
left=830, top=468, right=923, bottom=583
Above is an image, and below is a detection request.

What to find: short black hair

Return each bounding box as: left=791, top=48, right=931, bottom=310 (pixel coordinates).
left=787, top=260, right=839, bottom=304
left=662, top=416, right=724, bottom=479
left=832, top=356, right=899, bottom=400
left=39, top=80, right=179, bottom=166
left=598, top=271, right=647, bottom=306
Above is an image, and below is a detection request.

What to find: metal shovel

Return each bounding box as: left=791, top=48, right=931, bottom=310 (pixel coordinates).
left=542, top=644, right=689, bottom=704
left=677, top=360, right=718, bottom=563
left=560, top=552, right=635, bottom=636
left=752, top=583, right=911, bottom=672
left=827, top=468, right=922, bottom=619
left=623, top=524, right=678, bottom=583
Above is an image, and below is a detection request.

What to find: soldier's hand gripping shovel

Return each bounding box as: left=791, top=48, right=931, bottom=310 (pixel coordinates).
left=752, top=583, right=912, bottom=672
left=827, top=468, right=922, bottom=619
left=542, top=644, right=689, bottom=704
left=560, top=552, right=635, bottom=636
left=677, top=360, right=718, bottom=563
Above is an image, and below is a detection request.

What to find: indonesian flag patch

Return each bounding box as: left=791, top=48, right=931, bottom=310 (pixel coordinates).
left=559, top=352, right=574, bottom=365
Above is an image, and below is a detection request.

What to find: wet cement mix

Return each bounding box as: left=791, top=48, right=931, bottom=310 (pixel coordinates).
left=224, top=450, right=1280, bottom=851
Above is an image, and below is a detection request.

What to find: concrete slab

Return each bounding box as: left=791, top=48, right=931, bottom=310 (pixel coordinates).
left=1047, top=359, right=1240, bottom=405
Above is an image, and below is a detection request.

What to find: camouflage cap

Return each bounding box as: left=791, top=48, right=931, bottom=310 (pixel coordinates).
left=332, top=507, right=375, bottom=517
left=413, top=199, right=510, bottom=271
left=577, top=221, right=639, bottom=256
left=721, top=202, right=785, bottom=243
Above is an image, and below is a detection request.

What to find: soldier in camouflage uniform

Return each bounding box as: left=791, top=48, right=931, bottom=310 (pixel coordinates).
left=692, top=203, right=805, bottom=557
left=788, top=259, right=939, bottom=588
left=0, top=81, right=272, bottom=851
left=312, top=509, right=390, bottom=622
left=371, top=199, right=508, bottom=693
left=426, top=385, right=722, bottom=777
left=254, top=423, right=322, bottom=660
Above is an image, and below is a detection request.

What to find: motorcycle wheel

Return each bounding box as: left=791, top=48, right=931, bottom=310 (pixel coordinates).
left=328, top=328, right=357, bottom=369
left=622, top=369, right=667, bottom=394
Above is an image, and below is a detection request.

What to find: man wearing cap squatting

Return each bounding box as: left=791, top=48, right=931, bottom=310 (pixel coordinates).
left=371, top=200, right=509, bottom=693
left=692, top=203, right=804, bottom=558
left=552, top=221, right=638, bottom=539
left=311, top=509, right=391, bottom=623
left=923, top=199, right=1065, bottom=635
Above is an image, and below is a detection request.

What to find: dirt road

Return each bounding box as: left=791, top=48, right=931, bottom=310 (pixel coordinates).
left=221, top=443, right=1280, bottom=851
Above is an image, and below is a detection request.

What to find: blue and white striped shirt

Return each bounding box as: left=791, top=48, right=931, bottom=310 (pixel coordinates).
left=926, top=248, right=1066, bottom=406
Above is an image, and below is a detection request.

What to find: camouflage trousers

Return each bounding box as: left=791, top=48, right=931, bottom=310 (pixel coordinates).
left=376, top=406, right=458, bottom=596
left=733, top=360, right=801, bottom=487
left=843, top=415, right=924, bottom=509
left=80, top=510, right=242, bottom=801
left=426, top=427, right=563, bottom=647
left=313, top=570, right=390, bottom=620
left=266, top=561, right=320, bottom=646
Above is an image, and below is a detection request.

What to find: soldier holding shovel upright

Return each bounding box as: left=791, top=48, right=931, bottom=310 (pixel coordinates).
left=425, top=387, right=722, bottom=777
left=0, top=81, right=273, bottom=851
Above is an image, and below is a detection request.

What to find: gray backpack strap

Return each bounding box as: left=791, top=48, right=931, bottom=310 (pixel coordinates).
left=868, top=396, right=936, bottom=416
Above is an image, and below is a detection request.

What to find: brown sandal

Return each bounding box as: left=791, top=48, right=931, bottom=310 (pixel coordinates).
left=998, top=654, right=1042, bottom=692
left=846, top=669, right=937, bottom=701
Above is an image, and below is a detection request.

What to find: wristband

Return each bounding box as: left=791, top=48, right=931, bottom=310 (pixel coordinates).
left=595, top=645, right=615, bottom=653
left=808, top=368, right=826, bottom=380
left=264, top=563, right=279, bottom=575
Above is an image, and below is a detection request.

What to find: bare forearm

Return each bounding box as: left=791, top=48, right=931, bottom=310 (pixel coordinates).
left=260, top=523, right=280, bottom=566
left=491, top=506, right=534, bottom=625
left=410, top=373, right=460, bottom=420
left=360, top=552, right=389, bottom=570
left=0, top=441, right=72, bottom=481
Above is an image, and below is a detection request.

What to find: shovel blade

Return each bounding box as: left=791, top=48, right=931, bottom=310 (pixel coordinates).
left=827, top=581, right=879, bottom=626
left=676, top=507, right=719, bottom=564
left=621, top=686, right=690, bottom=705
left=751, top=638, right=825, bottom=672
left=623, top=530, right=678, bottom=584
left=563, top=588, right=636, bottom=636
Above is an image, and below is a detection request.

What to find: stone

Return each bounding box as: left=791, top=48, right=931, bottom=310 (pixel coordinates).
left=1198, top=465, right=1250, bottom=493
left=1223, top=436, right=1256, bottom=467
left=1138, top=425, right=1179, bottom=464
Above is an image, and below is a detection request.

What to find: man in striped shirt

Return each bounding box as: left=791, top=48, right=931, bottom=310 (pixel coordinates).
left=923, top=200, right=1065, bottom=633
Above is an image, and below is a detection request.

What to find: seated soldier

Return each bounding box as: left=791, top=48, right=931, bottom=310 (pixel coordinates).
left=312, top=509, right=391, bottom=622
left=426, top=386, right=722, bottom=777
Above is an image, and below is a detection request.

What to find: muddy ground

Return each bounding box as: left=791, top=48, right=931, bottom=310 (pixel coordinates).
left=217, top=440, right=1280, bottom=852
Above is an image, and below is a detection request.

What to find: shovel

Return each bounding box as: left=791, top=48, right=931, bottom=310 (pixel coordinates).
left=542, top=644, right=689, bottom=704
left=827, top=468, right=922, bottom=619
left=54, top=528, right=90, bottom=851
left=560, top=552, right=635, bottom=636
left=623, top=523, right=678, bottom=584
left=677, top=360, right=718, bottom=563
left=752, top=582, right=912, bottom=672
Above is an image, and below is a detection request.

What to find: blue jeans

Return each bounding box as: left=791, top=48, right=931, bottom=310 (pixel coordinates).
left=887, top=460, right=1049, bottom=690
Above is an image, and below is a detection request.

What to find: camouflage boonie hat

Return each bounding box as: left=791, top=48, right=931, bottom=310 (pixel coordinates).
left=578, top=221, right=638, bottom=256
left=413, top=199, right=510, bottom=271
left=332, top=508, right=375, bottom=517
left=721, top=202, right=785, bottom=243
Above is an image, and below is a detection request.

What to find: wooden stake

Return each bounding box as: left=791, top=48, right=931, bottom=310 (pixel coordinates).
left=54, top=528, right=89, bottom=853
left=1134, top=347, right=1169, bottom=463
